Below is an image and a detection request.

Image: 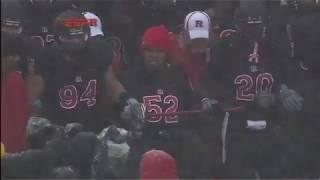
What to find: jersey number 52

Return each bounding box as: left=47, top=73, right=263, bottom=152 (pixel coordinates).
left=234, top=73, right=274, bottom=101
left=59, top=80, right=97, bottom=109
left=143, top=95, right=179, bottom=124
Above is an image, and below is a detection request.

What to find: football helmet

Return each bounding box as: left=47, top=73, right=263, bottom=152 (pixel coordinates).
left=53, top=9, right=89, bottom=53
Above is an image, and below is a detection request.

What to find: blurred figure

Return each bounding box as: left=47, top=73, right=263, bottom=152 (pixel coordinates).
left=1, top=149, right=56, bottom=178
left=1, top=0, right=25, bottom=39
left=1, top=0, right=30, bottom=77
left=281, top=0, right=320, bottom=177
left=1, top=143, right=5, bottom=159
left=95, top=126, right=130, bottom=178
left=1, top=36, right=30, bottom=153
left=147, top=0, right=178, bottom=31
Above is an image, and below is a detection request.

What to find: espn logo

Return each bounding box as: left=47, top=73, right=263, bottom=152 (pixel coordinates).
left=64, top=18, right=97, bottom=28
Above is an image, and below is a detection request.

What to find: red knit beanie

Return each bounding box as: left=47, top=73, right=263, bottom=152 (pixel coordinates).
left=141, top=25, right=172, bottom=54
left=140, top=149, right=177, bottom=180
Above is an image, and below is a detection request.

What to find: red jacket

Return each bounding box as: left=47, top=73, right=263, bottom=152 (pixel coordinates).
left=168, top=34, right=210, bottom=91
left=1, top=71, right=30, bottom=153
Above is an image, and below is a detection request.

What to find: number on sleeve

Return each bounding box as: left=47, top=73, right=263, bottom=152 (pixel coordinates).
left=46, top=34, right=56, bottom=44
left=30, top=35, right=56, bottom=47
left=30, top=36, right=45, bottom=47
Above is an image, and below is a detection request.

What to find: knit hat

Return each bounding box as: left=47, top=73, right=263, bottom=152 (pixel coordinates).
left=140, top=149, right=177, bottom=180
left=141, top=25, right=172, bottom=54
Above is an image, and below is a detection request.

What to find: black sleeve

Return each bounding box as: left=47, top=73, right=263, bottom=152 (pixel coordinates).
left=172, top=66, right=201, bottom=110
left=209, top=36, right=233, bottom=83
left=117, top=70, right=132, bottom=91
left=117, top=66, right=141, bottom=98
left=87, top=38, right=114, bottom=71
left=34, top=46, right=58, bottom=80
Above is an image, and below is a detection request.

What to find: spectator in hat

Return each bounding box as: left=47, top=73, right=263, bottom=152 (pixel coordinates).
left=168, top=11, right=211, bottom=93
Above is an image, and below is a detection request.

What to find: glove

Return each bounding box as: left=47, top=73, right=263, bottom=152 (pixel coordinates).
left=278, top=84, right=304, bottom=112
left=52, top=166, right=77, bottom=178
left=121, top=98, right=145, bottom=134
left=98, top=125, right=128, bottom=144
left=254, top=90, right=275, bottom=109
left=26, top=117, right=56, bottom=149
left=201, top=98, right=219, bottom=112
left=97, top=126, right=130, bottom=177
left=121, top=98, right=146, bottom=121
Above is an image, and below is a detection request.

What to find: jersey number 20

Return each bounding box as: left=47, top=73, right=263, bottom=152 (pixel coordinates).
left=59, top=80, right=97, bottom=109
left=234, top=73, right=274, bottom=101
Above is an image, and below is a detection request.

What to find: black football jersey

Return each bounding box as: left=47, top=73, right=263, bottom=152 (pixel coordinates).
left=210, top=33, right=282, bottom=127
left=118, top=63, right=198, bottom=132
left=36, top=40, right=113, bottom=132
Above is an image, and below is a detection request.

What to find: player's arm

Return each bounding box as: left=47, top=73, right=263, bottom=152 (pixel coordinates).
left=26, top=72, right=45, bottom=102
left=201, top=38, right=233, bottom=111
left=93, top=38, right=127, bottom=104
left=104, top=58, right=145, bottom=129
left=105, top=65, right=127, bottom=104
left=25, top=51, right=49, bottom=115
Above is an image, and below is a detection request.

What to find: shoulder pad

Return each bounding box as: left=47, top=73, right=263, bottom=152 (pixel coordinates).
left=105, top=36, right=122, bottom=51
left=219, top=29, right=237, bottom=39
left=105, top=36, right=128, bottom=66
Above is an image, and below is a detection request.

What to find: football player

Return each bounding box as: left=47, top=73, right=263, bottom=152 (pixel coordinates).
left=281, top=1, right=320, bottom=177
left=119, top=25, right=216, bottom=178
left=29, top=9, right=143, bottom=133
left=208, top=0, right=304, bottom=178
